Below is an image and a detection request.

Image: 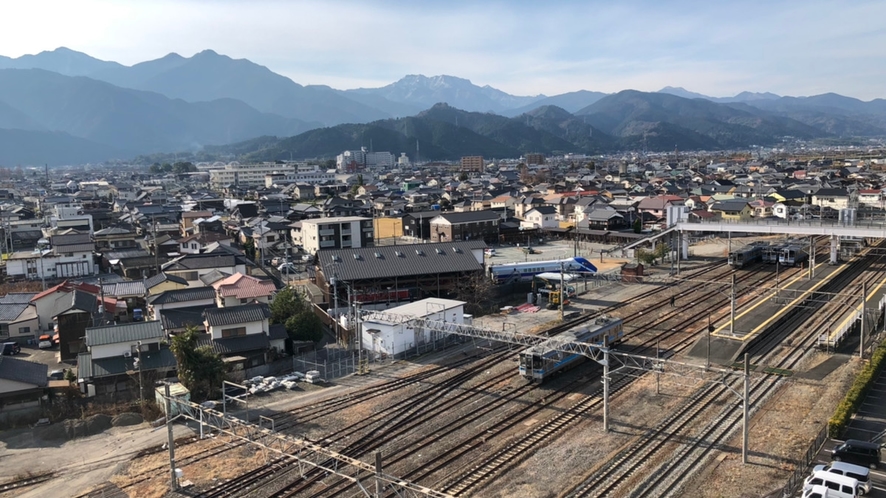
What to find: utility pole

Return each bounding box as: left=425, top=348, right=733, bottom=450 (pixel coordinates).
left=137, top=341, right=144, bottom=404
left=152, top=215, right=159, bottom=275
left=330, top=264, right=340, bottom=346
left=164, top=383, right=178, bottom=491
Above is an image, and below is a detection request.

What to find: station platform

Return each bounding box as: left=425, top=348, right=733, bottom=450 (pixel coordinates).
left=685, top=259, right=886, bottom=365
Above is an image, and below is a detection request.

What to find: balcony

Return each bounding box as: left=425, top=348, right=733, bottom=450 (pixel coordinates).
left=319, top=229, right=335, bottom=236
left=320, top=240, right=336, bottom=248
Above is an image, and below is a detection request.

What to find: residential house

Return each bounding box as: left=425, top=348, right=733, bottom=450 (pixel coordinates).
left=636, top=195, right=685, bottom=220
left=199, top=303, right=275, bottom=368
left=858, top=189, right=883, bottom=208
left=161, top=253, right=250, bottom=287
left=181, top=211, right=212, bottom=234
left=93, top=227, right=138, bottom=252
left=0, top=293, right=39, bottom=343
left=521, top=206, right=559, bottom=229
left=710, top=200, right=754, bottom=222
left=211, top=273, right=276, bottom=308
left=812, top=188, right=851, bottom=209
left=77, top=321, right=176, bottom=400
left=585, top=208, right=626, bottom=230
left=148, top=287, right=217, bottom=321
left=144, top=272, right=189, bottom=296
left=54, top=290, right=108, bottom=361
left=428, top=211, right=500, bottom=243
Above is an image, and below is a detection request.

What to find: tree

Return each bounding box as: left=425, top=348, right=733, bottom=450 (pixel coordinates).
left=454, top=272, right=497, bottom=316
left=632, top=218, right=642, bottom=233
left=285, top=311, right=324, bottom=342
left=356, top=174, right=364, bottom=186
left=458, top=172, right=468, bottom=182
left=243, top=237, right=256, bottom=260
left=170, top=326, right=226, bottom=401
left=270, top=286, right=305, bottom=325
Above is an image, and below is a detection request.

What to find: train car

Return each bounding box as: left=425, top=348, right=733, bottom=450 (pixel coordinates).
left=489, top=257, right=598, bottom=283
left=727, top=243, right=765, bottom=269
left=779, top=245, right=809, bottom=267
left=518, top=316, right=624, bottom=382
left=762, top=243, right=784, bottom=264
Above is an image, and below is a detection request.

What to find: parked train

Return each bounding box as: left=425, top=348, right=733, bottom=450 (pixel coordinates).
left=518, top=316, right=624, bottom=382
left=779, top=244, right=809, bottom=267
left=489, top=257, right=598, bottom=283
left=727, top=243, right=766, bottom=268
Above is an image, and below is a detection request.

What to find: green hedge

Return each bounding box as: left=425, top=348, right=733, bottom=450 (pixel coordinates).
left=829, top=341, right=886, bottom=437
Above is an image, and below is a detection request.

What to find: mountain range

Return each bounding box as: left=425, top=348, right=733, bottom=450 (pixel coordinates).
left=0, top=47, right=884, bottom=165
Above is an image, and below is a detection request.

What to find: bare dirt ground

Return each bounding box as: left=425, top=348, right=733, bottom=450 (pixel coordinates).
left=674, top=353, right=859, bottom=498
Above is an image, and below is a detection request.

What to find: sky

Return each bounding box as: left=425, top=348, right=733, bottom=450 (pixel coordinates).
left=1, top=0, right=884, bottom=100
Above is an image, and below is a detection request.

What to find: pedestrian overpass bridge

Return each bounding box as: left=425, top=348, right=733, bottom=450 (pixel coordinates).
left=631, top=219, right=886, bottom=264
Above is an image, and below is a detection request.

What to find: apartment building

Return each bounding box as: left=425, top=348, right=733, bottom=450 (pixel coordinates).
left=460, top=156, right=485, bottom=172
left=209, top=163, right=296, bottom=188
left=301, top=216, right=374, bottom=254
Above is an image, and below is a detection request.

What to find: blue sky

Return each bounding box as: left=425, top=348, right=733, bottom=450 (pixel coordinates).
left=2, top=0, right=884, bottom=100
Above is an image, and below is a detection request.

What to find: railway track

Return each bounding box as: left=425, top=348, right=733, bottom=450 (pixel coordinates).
left=561, top=246, right=884, bottom=498
left=195, top=258, right=818, bottom=497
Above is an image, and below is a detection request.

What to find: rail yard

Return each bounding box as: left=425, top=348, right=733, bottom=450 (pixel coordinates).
left=50, top=237, right=886, bottom=498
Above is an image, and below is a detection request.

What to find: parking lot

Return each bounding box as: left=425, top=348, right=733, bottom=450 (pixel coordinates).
left=7, top=343, right=74, bottom=374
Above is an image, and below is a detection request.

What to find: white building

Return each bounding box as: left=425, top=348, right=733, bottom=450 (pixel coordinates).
left=336, top=148, right=394, bottom=172
left=520, top=206, right=559, bottom=229
left=84, top=321, right=165, bottom=361
left=361, top=298, right=466, bottom=356
left=300, top=216, right=373, bottom=254
left=209, top=162, right=297, bottom=188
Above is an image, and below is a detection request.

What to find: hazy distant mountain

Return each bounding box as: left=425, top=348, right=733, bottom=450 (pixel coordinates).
left=86, top=50, right=390, bottom=126
left=503, top=90, right=609, bottom=116
left=658, top=86, right=781, bottom=104
left=657, top=86, right=714, bottom=101
left=519, top=105, right=615, bottom=152
left=0, top=47, right=123, bottom=77
left=0, top=69, right=315, bottom=164
left=346, top=75, right=545, bottom=114
left=576, top=90, right=827, bottom=149
left=0, top=128, right=123, bottom=166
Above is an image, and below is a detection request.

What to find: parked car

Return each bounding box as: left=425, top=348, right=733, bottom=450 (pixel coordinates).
left=271, top=256, right=290, bottom=266
left=804, top=469, right=859, bottom=498
left=38, top=334, right=53, bottom=349
left=832, top=439, right=881, bottom=469
left=133, top=309, right=144, bottom=322
left=813, top=461, right=872, bottom=495
left=2, top=342, right=20, bottom=355
left=48, top=369, right=66, bottom=381
left=278, top=262, right=298, bottom=273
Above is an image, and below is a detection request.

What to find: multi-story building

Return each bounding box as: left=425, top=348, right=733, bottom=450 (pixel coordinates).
left=336, top=148, right=394, bottom=172
left=460, top=156, right=485, bottom=172
left=209, top=163, right=296, bottom=188
left=264, top=169, right=336, bottom=188
left=301, top=216, right=374, bottom=254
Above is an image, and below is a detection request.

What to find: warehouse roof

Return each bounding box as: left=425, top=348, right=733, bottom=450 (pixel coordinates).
left=203, top=303, right=271, bottom=327
left=317, top=241, right=485, bottom=282
left=85, top=320, right=164, bottom=347
left=0, top=356, right=47, bottom=387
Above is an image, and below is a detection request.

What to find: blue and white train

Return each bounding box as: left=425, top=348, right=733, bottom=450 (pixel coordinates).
left=488, top=257, right=598, bottom=283
left=518, top=317, right=624, bottom=382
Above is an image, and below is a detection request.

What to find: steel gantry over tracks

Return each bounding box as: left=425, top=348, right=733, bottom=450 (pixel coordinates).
left=366, top=311, right=757, bottom=463
left=157, top=394, right=455, bottom=498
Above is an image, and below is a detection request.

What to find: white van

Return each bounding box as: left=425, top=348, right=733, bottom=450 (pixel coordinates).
left=804, top=470, right=860, bottom=498
left=813, top=462, right=872, bottom=495
left=803, top=484, right=832, bottom=498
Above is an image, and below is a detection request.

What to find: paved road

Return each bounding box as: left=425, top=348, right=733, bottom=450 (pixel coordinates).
left=797, top=363, right=886, bottom=496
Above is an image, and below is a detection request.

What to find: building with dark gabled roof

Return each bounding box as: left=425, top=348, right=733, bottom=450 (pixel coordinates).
left=0, top=356, right=48, bottom=410
left=428, top=210, right=501, bottom=243
left=315, top=240, right=486, bottom=309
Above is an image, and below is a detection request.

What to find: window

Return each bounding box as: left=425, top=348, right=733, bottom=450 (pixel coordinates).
left=18, top=326, right=30, bottom=334
left=191, top=243, right=198, bottom=249
left=222, top=327, right=247, bottom=338
left=240, top=298, right=248, bottom=304
left=65, top=253, right=73, bottom=257
left=267, top=235, right=275, bottom=242
left=180, top=271, right=199, bottom=281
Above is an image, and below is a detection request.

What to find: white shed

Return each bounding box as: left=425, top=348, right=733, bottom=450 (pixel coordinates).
left=361, top=298, right=465, bottom=356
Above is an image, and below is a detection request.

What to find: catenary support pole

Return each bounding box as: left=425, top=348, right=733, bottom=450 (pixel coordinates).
left=861, top=281, right=867, bottom=359
left=742, top=353, right=749, bottom=464
left=603, top=347, right=610, bottom=432
left=559, top=261, right=565, bottom=321
left=730, top=274, right=736, bottom=337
